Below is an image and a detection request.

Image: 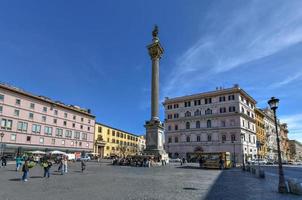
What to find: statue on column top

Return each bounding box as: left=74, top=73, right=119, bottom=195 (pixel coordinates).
left=152, top=25, right=159, bottom=38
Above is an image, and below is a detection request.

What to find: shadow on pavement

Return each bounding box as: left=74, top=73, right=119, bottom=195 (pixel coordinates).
left=30, top=176, right=43, bottom=179
left=9, top=178, right=21, bottom=181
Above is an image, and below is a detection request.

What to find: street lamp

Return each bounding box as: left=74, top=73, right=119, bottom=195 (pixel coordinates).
left=268, top=97, right=287, bottom=193
left=0, top=132, right=4, bottom=157
left=241, top=133, right=245, bottom=170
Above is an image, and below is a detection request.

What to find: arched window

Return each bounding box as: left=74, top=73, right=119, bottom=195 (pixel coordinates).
left=205, top=108, right=212, bottom=115
left=207, top=120, right=211, bottom=128
left=194, top=109, right=200, bottom=116
left=196, top=121, right=200, bottom=128
left=231, top=134, right=236, bottom=142
left=186, top=136, right=190, bottom=142
left=186, top=122, right=190, bottom=129
left=222, top=135, right=226, bottom=142
left=185, top=111, right=191, bottom=117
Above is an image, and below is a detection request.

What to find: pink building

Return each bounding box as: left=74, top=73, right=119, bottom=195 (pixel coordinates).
left=0, top=83, right=95, bottom=155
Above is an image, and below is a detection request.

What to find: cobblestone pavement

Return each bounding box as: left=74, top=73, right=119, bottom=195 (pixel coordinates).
left=0, top=162, right=300, bottom=200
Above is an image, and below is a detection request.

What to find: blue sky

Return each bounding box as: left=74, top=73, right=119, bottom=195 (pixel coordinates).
left=0, top=1, right=301, bottom=142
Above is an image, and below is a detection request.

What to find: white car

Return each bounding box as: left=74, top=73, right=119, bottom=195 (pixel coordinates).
left=79, top=156, right=91, bottom=161
left=169, top=158, right=181, bottom=163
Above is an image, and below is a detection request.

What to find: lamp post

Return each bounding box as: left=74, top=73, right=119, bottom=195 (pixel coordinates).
left=268, top=97, right=287, bottom=193
left=241, top=133, right=245, bottom=170
left=232, top=139, right=236, bottom=167
left=0, top=132, right=4, bottom=158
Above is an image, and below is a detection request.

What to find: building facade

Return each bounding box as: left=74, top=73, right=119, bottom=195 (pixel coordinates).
left=0, top=83, right=95, bottom=155
left=279, top=123, right=290, bottom=161
left=289, top=140, right=302, bottom=161
left=255, top=108, right=267, bottom=159
left=263, top=108, right=278, bottom=161
left=163, top=85, right=257, bottom=164
left=94, top=123, right=145, bottom=158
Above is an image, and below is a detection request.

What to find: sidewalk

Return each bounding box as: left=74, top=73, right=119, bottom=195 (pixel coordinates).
left=205, top=168, right=301, bottom=200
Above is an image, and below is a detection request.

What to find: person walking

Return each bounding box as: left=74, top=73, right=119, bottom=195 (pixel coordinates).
left=22, top=160, right=29, bottom=182
left=81, top=160, right=86, bottom=172
left=1, top=156, right=7, bottom=167
left=16, top=155, right=22, bottom=171
left=219, top=157, right=225, bottom=170
left=63, top=156, right=68, bottom=174
left=42, top=160, right=52, bottom=178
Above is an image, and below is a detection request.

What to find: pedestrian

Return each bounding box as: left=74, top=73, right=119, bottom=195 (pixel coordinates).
left=16, top=155, right=22, bottom=171
left=22, top=160, right=30, bottom=182
left=182, top=157, right=186, bottom=165
left=63, top=156, right=68, bottom=173
left=1, top=156, right=7, bottom=167
left=219, top=157, right=224, bottom=170
left=42, top=160, right=52, bottom=178
left=81, top=160, right=86, bottom=172
left=199, top=157, right=204, bottom=168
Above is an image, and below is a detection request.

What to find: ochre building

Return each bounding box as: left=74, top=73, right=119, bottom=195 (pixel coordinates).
left=255, top=108, right=267, bottom=159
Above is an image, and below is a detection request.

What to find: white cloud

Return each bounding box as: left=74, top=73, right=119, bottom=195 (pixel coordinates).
left=162, top=1, right=302, bottom=97
left=280, top=114, right=302, bottom=142
left=269, top=71, right=302, bottom=89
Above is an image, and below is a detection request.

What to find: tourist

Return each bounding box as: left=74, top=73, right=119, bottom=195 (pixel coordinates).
left=42, top=160, right=52, bottom=178
left=1, top=156, right=7, bottom=167
left=63, top=156, right=68, bottom=173
left=81, top=160, right=86, bottom=172
left=219, top=157, right=224, bottom=170
left=16, top=155, right=22, bottom=171
left=199, top=157, right=204, bottom=168
left=22, top=160, right=29, bottom=182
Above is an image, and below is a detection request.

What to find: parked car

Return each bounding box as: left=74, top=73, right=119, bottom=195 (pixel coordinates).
left=66, top=153, right=76, bottom=161
left=78, top=155, right=91, bottom=162
left=169, top=158, right=181, bottom=163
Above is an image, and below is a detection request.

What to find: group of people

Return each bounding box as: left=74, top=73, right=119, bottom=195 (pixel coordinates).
left=112, top=157, right=154, bottom=167
left=13, top=154, right=87, bottom=182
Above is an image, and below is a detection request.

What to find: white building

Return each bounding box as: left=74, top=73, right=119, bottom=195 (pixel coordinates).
left=163, top=85, right=257, bottom=164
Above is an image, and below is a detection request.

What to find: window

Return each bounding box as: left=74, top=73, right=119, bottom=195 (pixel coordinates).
left=168, top=137, right=172, bottom=143
left=75, top=131, right=80, bottom=139
left=168, top=125, right=171, bottom=131
left=230, top=119, right=235, bottom=126
left=51, top=139, right=55, bottom=145
left=17, top=121, right=28, bottom=132
left=107, top=129, right=110, bottom=135
left=248, top=121, right=250, bottom=129
left=81, top=117, right=84, bottom=122
left=29, top=113, right=34, bottom=119
left=207, top=135, right=212, bottom=141
left=194, top=100, right=201, bottom=106
left=0, top=106, right=2, bottom=113
left=222, top=135, right=226, bottom=142
left=63, top=121, right=67, bottom=126
left=185, top=111, right=191, bottom=117
left=0, top=94, right=4, bottom=101
left=14, top=109, right=20, bottom=117
left=39, top=137, right=44, bottom=144
left=54, top=110, right=58, bottom=115
left=8, top=133, right=16, bottom=142
left=184, top=101, right=191, bottom=107
left=219, top=96, right=226, bottom=102
left=205, top=98, right=212, bottom=104
left=194, top=109, right=201, bottom=116
left=231, top=134, right=236, bottom=142
left=64, top=113, right=68, bottom=118
left=44, top=126, right=53, bottom=136
left=220, top=107, right=226, bottom=113
left=247, top=111, right=250, bottom=117
left=221, top=120, right=226, bottom=127
left=241, top=107, right=245, bottom=113
left=88, top=119, right=91, bottom=124
left=175, top=124, right=178, bottom=130
left=196, top=121, right=200, bottom=128
left=88, top=126, right=90, bottom=131
left=15, top=99, right=21, bottom=105
left=32, top=124, right=41, bottom=133
left=42, top=116, right=46, bottom=122
left=229, top=106, right=236, bottom=112
left=1, top=119, right=13, bottom=130
left=228, top=95, right=235, bottom=100
left=186, top=136, right=190, bottom=142
left=173, top=104, right=179, bottom=109
left=167, top=105, right=172, bottom=110
left=248, top=134, right=251, bottom=142
left=80, top=125, right=83, bottom=129
left=98, top=127, right=102, bottom=133
left=56, top=128, right=63, bottom=137
left=197, top=135, right=201, bottom=142
left=30, top=103, right=35, bottom=109
left=53, top=119, right=57, bottom=124
left=205, top=108, right=212, bottom=115
left=43, top=107, right=47, bottom=112
left=65, top=130, right=72, bottom=138
left=72, top=123, right=75, bottom=128
left=207, top=120, right=211, bottom=128
left=174, top=113, right=179, bottom=118
left=167, top=114, right=172, bottom=119
left=117, top=132, right=120, bottom=137
left=26, top=136, right=31, bottom=142
left=73, top=115, right=76, bottom=120
left=82, top=133, right=87, bottom=140
left=112, top=131, right=115, bottom=136
left=175, top=137, right=179, bottom=143
left=186, top=122, right=190, bottom=129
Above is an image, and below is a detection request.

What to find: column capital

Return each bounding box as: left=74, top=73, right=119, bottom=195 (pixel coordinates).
left=147, top=42, right=164, bottom=60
